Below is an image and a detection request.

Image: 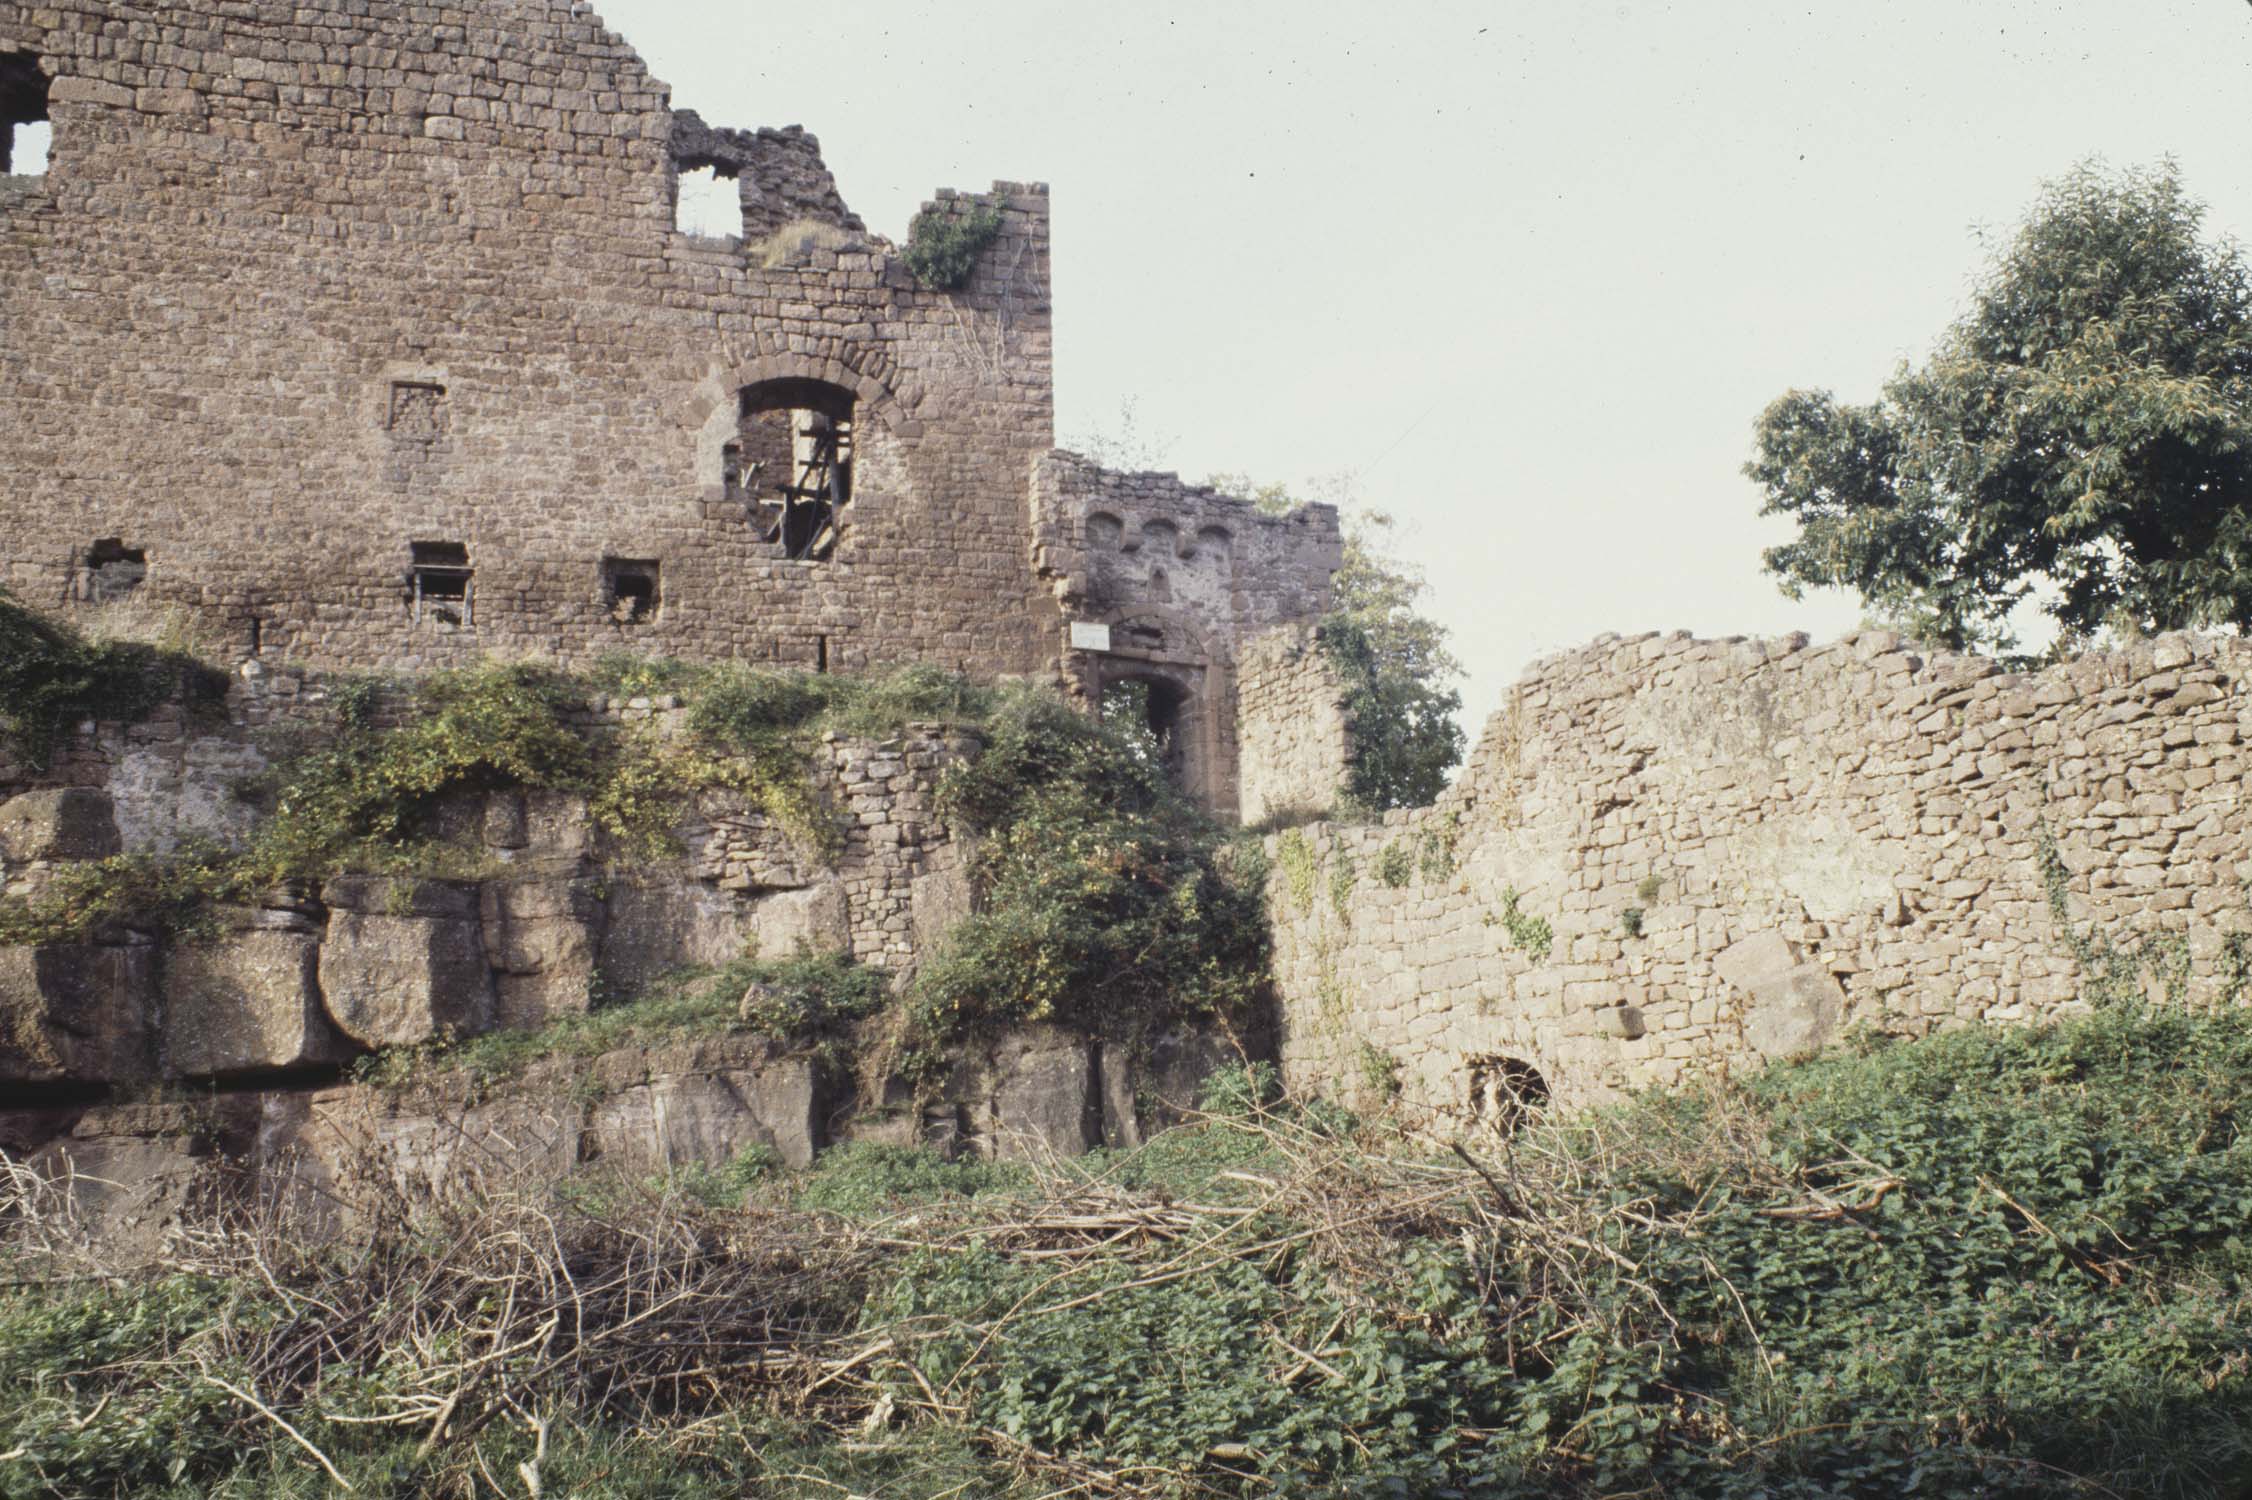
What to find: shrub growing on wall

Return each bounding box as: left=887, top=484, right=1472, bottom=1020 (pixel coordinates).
left=912, top=687, right=1269, bottom=1043
left=0, top=588, right=220, bottom=769
left=903, top=196, right=1003, bottom=291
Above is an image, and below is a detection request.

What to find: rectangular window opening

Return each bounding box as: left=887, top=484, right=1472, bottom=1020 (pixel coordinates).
left=602, top=558, right=660, bottom=625
left=411, top=541, right=473, bottom=628
left=2, top=53, right=50, bottom=177
left=85, top=538, right=146, bottom=603
left=673, top=162, right=740, bottom=238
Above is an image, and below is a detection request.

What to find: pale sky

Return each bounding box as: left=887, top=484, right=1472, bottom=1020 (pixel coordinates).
left=600, top=0, right=2252, bottom=725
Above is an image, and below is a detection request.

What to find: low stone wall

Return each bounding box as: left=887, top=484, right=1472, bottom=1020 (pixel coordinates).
left=1267, top=629, right=2252, bottom=1122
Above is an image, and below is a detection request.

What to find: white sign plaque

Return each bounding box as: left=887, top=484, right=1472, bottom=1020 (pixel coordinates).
left=1068, top=621, right=1113, bottom=652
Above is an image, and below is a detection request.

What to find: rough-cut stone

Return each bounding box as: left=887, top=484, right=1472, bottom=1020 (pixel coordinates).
left=26, top=1101, right=254, bottom=1262
left=588, top=1055, right=820, bottom=1171
left=975, top=1028, right=1100, bottom=1161
left=318, top=877, right=494, bottom=1048
left=163, top=928, right=354, bottom=1077
left=599, top=878, right=756, bottom=989
left=480, top=876, right=603, bottom=1029
left=0, top=942, right=155, bottom=1083
left=751, top=882, right=849, bottom=957
left=0, top=787, right=121, bottom=863
left=1263, top=629, right=2252, bottom=1111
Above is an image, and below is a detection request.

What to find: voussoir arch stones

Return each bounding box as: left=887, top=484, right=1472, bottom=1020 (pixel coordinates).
left=724, top=353, right=926, bottom=443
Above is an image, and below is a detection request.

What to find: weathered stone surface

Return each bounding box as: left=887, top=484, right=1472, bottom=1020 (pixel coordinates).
left=599, top=878, right=756, bottom=989
left=1262, top=629, right=2252, bottom=1111
left=588, top=1053, right=820, bottom=1171
left=26, top=1101, right=254, bottom=1262
left=909, top=852, right=977, bottom=958
left=480, top=876, right=603, bottom=1029
left=751, top=882, right=849, bottom=957
left=0, top=942, right=154, bottom=1083
left=318, top=878, right=493, bottom=1048
left=975, top=1028, right=1100, bottom=1161
left=0, top=787, right=121, bottom=863
left=163, top=928, right=355, bottom=1077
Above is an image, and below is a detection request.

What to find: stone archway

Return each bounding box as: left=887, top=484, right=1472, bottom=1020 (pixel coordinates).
left=1074, top=606, right=1237, bottom=819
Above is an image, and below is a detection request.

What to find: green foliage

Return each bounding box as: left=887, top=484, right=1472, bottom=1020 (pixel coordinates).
left=903, top=196, right=1004, bottom=290
left=1355, top=1040, right=1403, bottom=1102
left=1210, top=475, right=1466, bottom=811
left=1750, top=161, right=2252, bottom=653
left=796, top=1140, right=1033, bottom=1217
left=665, top=1143, right=780, bottom=1208
left=911, top=687, right=1269, bottom=1044
left=1275, top=827, right=1319, bottom=913
left=1373, top=838, right=1413, bottom=888
left=352, top=954, right=884, bottom=1091
left=1619, top=906, right=1645, bottom=938
left=1496, top=886, right=1553, bottom=960
left=1328, top=847, right=1357, bottom=917
left=1197, top=1059, right=1282, bottom=1117
left=0, top=587, right=223, bottom=769
left=1635, top=873, right=1662, bottom=901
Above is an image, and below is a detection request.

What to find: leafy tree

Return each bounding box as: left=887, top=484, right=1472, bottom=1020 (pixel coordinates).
left=1749, top=162, right=2252, bottom=653
left=1211, top=473, right=1466, bottom=809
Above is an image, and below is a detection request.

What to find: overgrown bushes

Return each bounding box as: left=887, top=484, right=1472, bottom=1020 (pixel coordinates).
left=910, top=687, right=1269, bottom=1046
left=902, top=195, right=1003, bottom=290
left=8, top=1002, right=2247, bottom=1496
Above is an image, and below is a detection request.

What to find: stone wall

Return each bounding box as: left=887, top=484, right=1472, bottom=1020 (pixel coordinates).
left=1235, top=622, right=1352, bottom=826
left=1030, top=453, right=1343, bottom=818
left=0, top=670, right=985, bottom=1089
left=0, top=1, right=1062, bottom=676
left=1266, top=629, right=2252, bottom=1123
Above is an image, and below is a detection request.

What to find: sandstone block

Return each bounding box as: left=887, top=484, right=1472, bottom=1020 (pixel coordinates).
left=164, top=928, right=355, bottom=1077
left=0, top=788, right=122, bottom=863
left=599, top=877, right=754, bottom=990
left=480, top=877, right=602, bottom=1029
left=976, top=1027, right=1100, bottom=1161
left=588, top=1059, right=820, bottom=1172
left=0, top=942, right=154, bottom=1083
left=752, top=881, right=849, bottom=957
left=319, top=878, right=493, bottom=1047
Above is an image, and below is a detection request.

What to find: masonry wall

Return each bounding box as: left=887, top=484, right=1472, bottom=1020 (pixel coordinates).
left=1267, top=629, right=2252, bottom=1123
left=1235, top=622, right=1351, bottom=826
left=1030, top=454, right=1342, bottom=818
left=0, top=0, right=1060, bottom=677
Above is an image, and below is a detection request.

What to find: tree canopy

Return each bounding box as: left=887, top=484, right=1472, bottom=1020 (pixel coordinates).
left=1212, top=473, right=1466, bottom=811
left=1748, top=162, right=2252, bottom=654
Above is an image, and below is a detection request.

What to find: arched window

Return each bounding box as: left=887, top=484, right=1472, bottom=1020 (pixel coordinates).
left=1, top=52, right=49, bottom=178
left=728, top=379, right=855, bottom=562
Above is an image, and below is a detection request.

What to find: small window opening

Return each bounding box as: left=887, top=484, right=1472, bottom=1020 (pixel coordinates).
left=602, top=558, right=660, bottom=624
left=1, top=53, right=49, bottom=178
left=1101, top=675, right=1189, bottom=786
left=673, top=162, right=739, bottom=237
left=411, top=541, right=473, bottom=628
left=816, top=634, right=829, bottom=674
left=84, top=538, right=146, bottom=603
left=734, top=380, right=854, bottom=563
left=1465, top=1056, right=1549, bottom=1134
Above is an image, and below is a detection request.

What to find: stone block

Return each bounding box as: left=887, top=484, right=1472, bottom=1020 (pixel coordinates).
left=909, top=852, right=978, bottom=954
left=588, top=1058, right=820, bottom=1172
left=598, top=877, right=754, bottom=991
left=975, top=1027, right=1100, bottom=1161
left=0, top=942, right=154, bottom=1083
left=318, top=878, right=493, bottom=1047
left=480, top=876, right=603, bottom=1029
left=163, top=928, right=355, bottom=1077
left=751, top=881, right=849, bottom=957
left=0, top=788, right=122, bottom=864
left=1715, top=929, right=1844, bottom=1058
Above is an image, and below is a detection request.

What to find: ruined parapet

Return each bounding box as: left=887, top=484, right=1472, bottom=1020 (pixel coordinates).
left=1031, top=453, right=1342, bottom=819
left=668, top=114, right=864, bottom=241
left=1267, top=628, right=2252, bottom=1121
left=1235, top=622, right=1354, bottom=826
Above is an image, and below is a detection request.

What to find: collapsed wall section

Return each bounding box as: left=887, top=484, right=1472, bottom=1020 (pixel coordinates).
left=1267, top=629, right=2252, bottom=1122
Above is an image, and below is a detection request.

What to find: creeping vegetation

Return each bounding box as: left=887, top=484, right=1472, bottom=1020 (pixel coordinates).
left=0, top=587, right=224, bottom=769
